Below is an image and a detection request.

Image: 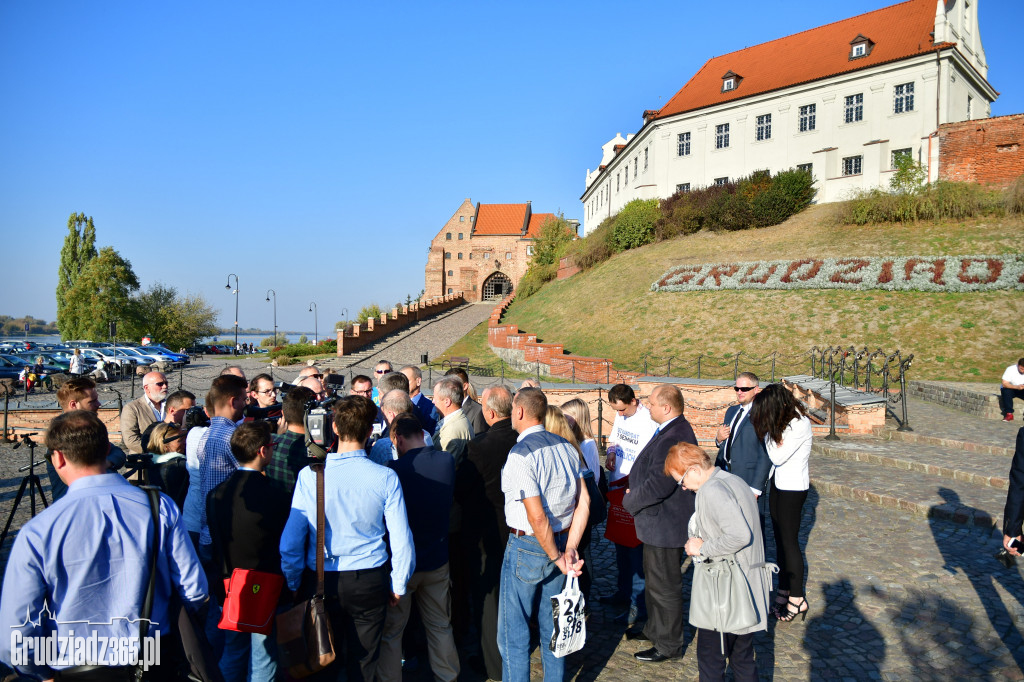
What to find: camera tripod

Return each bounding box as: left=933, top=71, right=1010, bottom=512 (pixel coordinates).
left=0, top=433, right=49, bottom=549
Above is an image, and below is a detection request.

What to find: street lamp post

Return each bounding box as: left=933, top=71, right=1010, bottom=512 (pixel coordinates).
left=340, top=308, right=348, bottom=335
left=265, top=289, right=277, bottom=346
left=226, top=274, right=239, bottom=354
left=309, top=302, right=318, bottom=345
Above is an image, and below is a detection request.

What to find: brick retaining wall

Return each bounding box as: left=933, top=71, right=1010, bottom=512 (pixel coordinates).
left=337, top=293, right=465, bottom=356
left=938, top=114, right=1024, bottom=187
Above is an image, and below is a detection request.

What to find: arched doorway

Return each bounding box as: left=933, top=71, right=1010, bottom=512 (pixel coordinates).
left=482, top=271, right=513, bottom=300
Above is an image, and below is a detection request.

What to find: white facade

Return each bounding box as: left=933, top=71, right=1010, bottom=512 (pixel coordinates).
left=581, top=0, right=997, bottom=235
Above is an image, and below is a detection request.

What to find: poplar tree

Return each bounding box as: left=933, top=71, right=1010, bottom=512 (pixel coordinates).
left=56, top=213, right=98, bottom=338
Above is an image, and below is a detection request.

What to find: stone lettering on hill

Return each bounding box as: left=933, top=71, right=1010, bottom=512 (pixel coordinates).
left=651, top=255, right=1024, bottom=293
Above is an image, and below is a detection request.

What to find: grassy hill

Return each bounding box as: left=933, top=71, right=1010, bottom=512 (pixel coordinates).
left=446, top=205, right=1024, bottom=382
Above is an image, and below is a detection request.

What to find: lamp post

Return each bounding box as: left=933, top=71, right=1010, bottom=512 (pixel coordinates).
left=340, top=308, right=348, bottom=334
left=265, top=289, right=277, bottom=346
left=309, top=302, right=318, bottom=345
left=226, top=274, right=239, bottom=354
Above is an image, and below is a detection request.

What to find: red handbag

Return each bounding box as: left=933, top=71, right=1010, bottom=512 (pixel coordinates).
left=603, top=484, right=641, bottom=548
left=218, top=568, right=285, bottom=635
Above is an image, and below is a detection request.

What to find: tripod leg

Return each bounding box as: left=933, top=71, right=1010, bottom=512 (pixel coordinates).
left=29, top=474, right=49, bottom=509
left=0, top=477, right=32, bottom=548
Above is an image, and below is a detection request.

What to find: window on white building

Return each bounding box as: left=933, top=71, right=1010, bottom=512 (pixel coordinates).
left=756, top=114, right=772, bottom=141
left=891, top=148, right=913, bottom=169
left=842, top=156, right=863, bottom=176
left=715, top=123, right=730, bottom=149
left=624, top=162, right=628, bottom=180
left=677, top=132, right=691, bottom=156
left=634, top=160, right=638, bottom=179
left=723, top=78, right=735, bottom=91
left=799, top=104, right=816, bottom=132
left=893, top=83, right=914, bottom=114
left=852, top=44, right=866, bottom=58
left=844, top=94, right=864, bottom=123
left=644, top=147, right=649, bottom=171
left=714, top=177, right=729, bottom=185
left=968, top=95, right=974, bottom=119
left=797, top=162, right=813, bottom=177
left=676, top=183, right=690, bottom=193
left=617, top=173, right=620, bottom=191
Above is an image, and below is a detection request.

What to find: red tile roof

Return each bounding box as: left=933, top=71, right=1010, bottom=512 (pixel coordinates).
left=654, top=0, right=943, bottom=120
left=526, top=213, right=556, bottom=238
left=474, top=204, right=529, bottom=235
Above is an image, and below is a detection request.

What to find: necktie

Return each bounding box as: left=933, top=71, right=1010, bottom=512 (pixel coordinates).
left=724, top=409, right=743, bottom=464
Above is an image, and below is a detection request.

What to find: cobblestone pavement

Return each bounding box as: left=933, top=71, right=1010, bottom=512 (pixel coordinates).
left=891, top=397, right=1019, bottom=454
left=2, top=368, right=1024, bottom=680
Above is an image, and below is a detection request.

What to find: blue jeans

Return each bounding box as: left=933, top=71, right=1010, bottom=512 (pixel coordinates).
left=615, top=543, right=647, bottom=619
left=498, top=534, right=566, bottom=682
left=221, top=629, right=277, bottom=682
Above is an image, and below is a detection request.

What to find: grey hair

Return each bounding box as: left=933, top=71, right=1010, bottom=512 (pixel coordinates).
left=379, top=371, right=410, bottom=394
left=483, top=386, right=513, bottom=418
left=400, top=365, right=422, bottom=380
left=434, top=377, right=464, bottom=406
left=381, top=389, right=414, bottom=415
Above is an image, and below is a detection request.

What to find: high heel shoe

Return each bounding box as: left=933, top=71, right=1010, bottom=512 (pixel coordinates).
left=776, top=597, right=808, bottom=622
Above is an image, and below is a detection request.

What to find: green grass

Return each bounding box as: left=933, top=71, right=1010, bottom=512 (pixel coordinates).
left=445, top=205, right=1024, bottom=382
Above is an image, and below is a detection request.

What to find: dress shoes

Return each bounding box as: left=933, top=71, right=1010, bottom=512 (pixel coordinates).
left=624, top=628, right=649, bottom=641
left=634, top=647, right=678, bottom=663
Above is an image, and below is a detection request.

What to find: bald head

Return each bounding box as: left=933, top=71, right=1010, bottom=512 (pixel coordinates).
left=142, top=371, right=168, bottom=404
left=649, top=384, right=684, bottom=424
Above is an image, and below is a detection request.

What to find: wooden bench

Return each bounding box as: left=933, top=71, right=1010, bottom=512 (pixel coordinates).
left=441, top=356, right=470, bottom=371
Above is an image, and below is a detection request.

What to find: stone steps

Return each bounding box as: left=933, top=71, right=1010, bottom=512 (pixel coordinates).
left=907, top=380, right=1005, bottom=420
left=875, top=426, right=1015, bottom=457
left=813, top=437, right=1012, bottom=491
left=811, top=456, right=1006, bottom=530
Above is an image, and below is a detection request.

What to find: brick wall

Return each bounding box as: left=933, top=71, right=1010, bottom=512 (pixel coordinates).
left=336, top=294, right=464, bottom=356
left=938, top=114, right=1024, bottom=187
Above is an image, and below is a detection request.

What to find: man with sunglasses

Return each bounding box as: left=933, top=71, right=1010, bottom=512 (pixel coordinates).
left=371, top=360, right=393, bottom=406
left=120, top=370, right=170, bottom=454
left=714, top=372, right=771, bottom=544
left=295, top=364, right=326, bottom=400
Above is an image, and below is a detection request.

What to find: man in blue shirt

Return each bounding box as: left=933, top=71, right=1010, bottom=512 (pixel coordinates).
left=280, top=395, right=415, bottom=682
left=378, top=415, right=459, bottom=682
left=0, top=410, right=208, bottom=680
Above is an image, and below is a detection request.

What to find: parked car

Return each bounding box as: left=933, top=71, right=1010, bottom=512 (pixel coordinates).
left=115, top=346, right=181, bottom=367
left=79, top=348, right=138, bottom=372
left=144, top=344, right=190, bottom=364
left=0, top=356, right=23, bottom=382
left=11, top=352, right=66, bottom=374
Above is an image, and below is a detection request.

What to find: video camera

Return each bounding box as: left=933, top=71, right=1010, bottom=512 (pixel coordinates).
left=303, top=373, right=347, bottom=457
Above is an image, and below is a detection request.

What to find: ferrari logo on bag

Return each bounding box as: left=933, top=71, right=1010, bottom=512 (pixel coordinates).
left=253, top=584, right=261, bottom=594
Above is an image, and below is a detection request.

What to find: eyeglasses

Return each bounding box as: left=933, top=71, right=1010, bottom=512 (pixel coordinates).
left=733, top=386, right=755, bottom=392
left=352, top=389, right=372, bottom=396
left=257, top=388, right=278, bottom=395
left=304, top=373, right=323, bottom=380
left=150, top=382, right=168, bottom=388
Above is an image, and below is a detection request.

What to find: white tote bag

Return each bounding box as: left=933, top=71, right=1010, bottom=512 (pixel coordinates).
left=549, top=575, right=587, bottom=658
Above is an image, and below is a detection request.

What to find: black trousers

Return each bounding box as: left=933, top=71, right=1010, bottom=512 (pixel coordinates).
left=769, top=478, right=808, bottom=598
left=696, top=628, right=757, bottom=682
left=300, top=564, right=391, bottom=682
left=641, top=544, right=685, bottom=657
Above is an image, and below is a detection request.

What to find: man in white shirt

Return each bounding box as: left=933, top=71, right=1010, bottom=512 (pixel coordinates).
left=600, top=384, right=658, bottom=626
left=1000, top=358, right=1024, bottom=422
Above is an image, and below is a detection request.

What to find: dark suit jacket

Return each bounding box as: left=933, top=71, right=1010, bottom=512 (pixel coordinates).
left=715, top=405, right=772, bottom=515
left=462, top=398, right=488, bottom=436
left=207, top=469, right=291, bottom=600
left=1003, top=426, right=1024, bottom=538
left=456, top=418, right=518, bottom=547
left=622, top=416, right=698, bottom=548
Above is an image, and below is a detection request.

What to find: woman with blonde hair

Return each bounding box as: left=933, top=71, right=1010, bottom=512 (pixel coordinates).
left=560, top=398, right=600, bottom=475
left=665, top=441, right=770, bottom=681
left=146, top=422, right=189, bottom=510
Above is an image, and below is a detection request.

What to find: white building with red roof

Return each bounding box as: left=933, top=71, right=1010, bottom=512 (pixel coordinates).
left=424, top=199, right=575, bottom=302
left=581, top=0, right=997, bottom=234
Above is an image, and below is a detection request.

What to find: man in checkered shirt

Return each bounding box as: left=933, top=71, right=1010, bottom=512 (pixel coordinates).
left=498, top=387, right=590, bottom=682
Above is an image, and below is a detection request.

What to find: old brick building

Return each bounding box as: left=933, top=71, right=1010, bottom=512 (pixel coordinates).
left=424, top=198, right=571, bottom=302
left=938, top=114, right=1024, bottom=187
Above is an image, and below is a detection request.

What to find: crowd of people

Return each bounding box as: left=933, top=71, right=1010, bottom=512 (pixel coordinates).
left=0, top=358, right=888, bottom=682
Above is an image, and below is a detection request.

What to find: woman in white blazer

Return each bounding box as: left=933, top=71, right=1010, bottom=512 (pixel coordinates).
left=750, top=384, right=812, bottom=622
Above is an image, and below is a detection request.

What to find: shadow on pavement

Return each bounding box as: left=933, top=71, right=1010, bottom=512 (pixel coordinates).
left=929, top=487, right=1024, bottom=675
left=801, top=578, right=884, bottom=679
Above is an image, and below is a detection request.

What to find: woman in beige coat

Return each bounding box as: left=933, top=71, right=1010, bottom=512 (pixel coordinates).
left=665, top=442, right=771, bottom=682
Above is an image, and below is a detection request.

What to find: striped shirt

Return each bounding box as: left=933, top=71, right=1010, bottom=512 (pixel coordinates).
left=198, top=417, right=238, bottom=545
left=501, top=425, right=582, bottom=534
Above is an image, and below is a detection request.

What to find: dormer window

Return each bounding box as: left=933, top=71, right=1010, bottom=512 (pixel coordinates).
left=721, top=71, right=742, bottom=93
left=849, top=35, right=874, bottom=60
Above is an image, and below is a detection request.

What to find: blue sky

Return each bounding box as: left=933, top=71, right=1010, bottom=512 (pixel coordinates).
left=2, top=0, right=1021, bottom=333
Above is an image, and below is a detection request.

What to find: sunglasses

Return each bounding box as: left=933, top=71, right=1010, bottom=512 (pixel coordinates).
left=733, top=386, right=755, bottom=392
left=374, top=369, right=389, bottom=374
left=152, top=382, right=169, bottom=388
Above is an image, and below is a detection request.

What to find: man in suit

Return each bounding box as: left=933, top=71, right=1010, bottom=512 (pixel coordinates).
left=1002, top=426, right=1024, bottom=557
left=120, top=370, right=169, bottom=454
left=207, top=421, right=291, bottom=681
left=622, top=384, right=698, bottom=663
left=715, top=371, right=772, bottom=541
left=446, top=367, right=487, bottom=436
left=455, top=385, right=518, bottom=680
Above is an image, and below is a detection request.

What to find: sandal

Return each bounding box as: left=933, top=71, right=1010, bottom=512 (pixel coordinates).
left=776, top=597, right=808, bottom=622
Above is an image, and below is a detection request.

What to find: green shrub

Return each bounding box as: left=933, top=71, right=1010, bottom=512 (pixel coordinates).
left=1007, top=174, right=1024, bottom=215
left=566, top=217, right=616, bottom=270
left=835, top=180, right=1003, bottom=224
left=357, top=304, right=383, bottom=325
left=269, top=343, right=327, bottom=360
left=612, top=199, right=660, bottom=250
left=516, top=262, right=558, bottom=299
left=260, top=334, right=288, bottom=347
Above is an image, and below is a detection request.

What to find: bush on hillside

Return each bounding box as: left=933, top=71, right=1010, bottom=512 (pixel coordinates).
left=567, top=217, right=617, bottom=269
left=515, top=215, right=576, bottom=299
left=835, top=180, right=1003, bottom=224
left=1007, top=174, right=1024, bottom=216
left=612, top=199, right=661, bottom=250
left=269, top=343, right=330, bottom=360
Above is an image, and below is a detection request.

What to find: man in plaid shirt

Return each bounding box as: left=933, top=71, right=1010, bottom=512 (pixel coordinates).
left=268, top=385, right=317, bottom=495
left=196, top=374, right=248, bottom=552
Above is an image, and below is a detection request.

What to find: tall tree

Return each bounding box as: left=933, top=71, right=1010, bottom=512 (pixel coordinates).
left=56, top=213, right=98, bottom=338
left=62, top=247, right=140, bottom=341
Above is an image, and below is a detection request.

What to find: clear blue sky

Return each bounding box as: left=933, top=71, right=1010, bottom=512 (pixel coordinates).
left=2, top=0, right=1021, bottom=333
